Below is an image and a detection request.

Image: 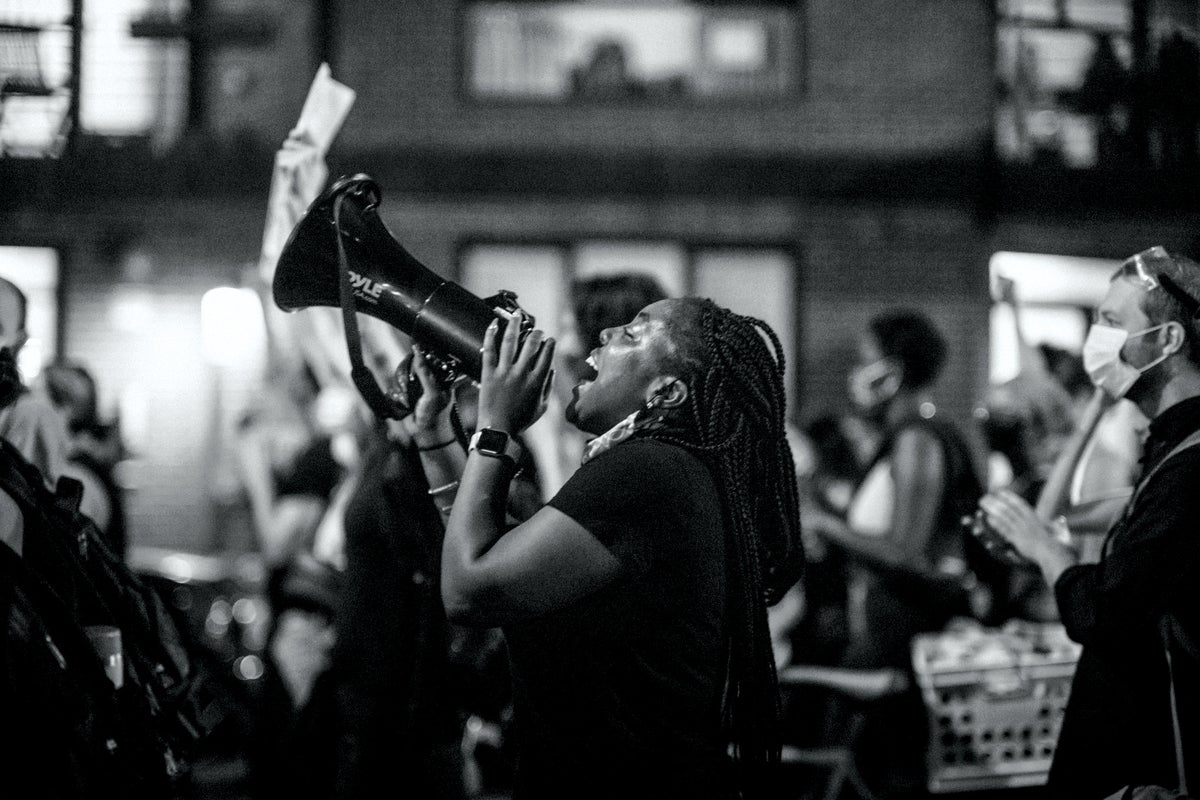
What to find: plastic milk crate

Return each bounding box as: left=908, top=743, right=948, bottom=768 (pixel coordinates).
left=911, top=620, right=1083, bottom=793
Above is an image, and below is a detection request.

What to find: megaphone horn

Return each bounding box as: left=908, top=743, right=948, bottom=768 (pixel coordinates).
left=273, top=174, right=533, bottom=418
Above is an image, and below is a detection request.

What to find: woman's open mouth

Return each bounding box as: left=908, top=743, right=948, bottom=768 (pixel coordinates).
left=576, top=353, right=599, bottom=387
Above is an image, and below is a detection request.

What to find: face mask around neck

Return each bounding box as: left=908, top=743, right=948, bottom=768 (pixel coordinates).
left=1082, top=323, right=1169, bottom=399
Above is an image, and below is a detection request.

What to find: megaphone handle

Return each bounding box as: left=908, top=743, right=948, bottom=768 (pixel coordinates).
left=334, top=192, right=411, bottom=421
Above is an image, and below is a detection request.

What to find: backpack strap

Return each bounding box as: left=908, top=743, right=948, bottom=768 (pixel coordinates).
left=1124, top=428, right=1200, bottom=794
left=1129, top=428, right=1200, bottom=510
left=1106, top=428, right=1200, bottom=561
left=1160, top=617, right=1189, bottom=795
left=53, top=475, right=84, bottom=516
left=0, top=439, right=45, bottom=514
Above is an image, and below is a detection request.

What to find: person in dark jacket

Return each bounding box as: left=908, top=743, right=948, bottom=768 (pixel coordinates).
left=980, top=246, right=1200, bottom=798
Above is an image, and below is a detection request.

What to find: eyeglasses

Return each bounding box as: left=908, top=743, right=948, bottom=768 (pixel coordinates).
left=1117, top=246, right=1200, bottom=320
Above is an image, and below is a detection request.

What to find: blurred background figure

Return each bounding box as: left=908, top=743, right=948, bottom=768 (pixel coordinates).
left=571, top=38, right=645, bottom=100
left=327, top=327, right=473, bottom=800
left=315, top=319, right=526, bottom=800
left=980, top=276, right=1077, bottom=502
left=330, top=415, right=473, bottom=800
left=234, top=363, right=348, bottom=573
left=237, top=316, right=378, bottom=800
left=1038, top=342, right=1094, bottom=419
left=778, top=413, right=872, bottom=673
left=1073, top=32, right=1133, bottom=166
left=39, top=359, right=129, bottom=559
left=0, top=277, right=69, bottom=488
left=247, top=551, right=342, bottom=800
left=809, top=309, right=989, bottom=797
left=1153, top=26, right=1200, bottom=171
left=800, top=413, right=875, bottom=521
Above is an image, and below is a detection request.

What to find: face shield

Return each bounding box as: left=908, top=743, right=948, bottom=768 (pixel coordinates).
left=1116, top=246, right=1200, bottom=319
left=1085, top=246, right=1200, bottom=398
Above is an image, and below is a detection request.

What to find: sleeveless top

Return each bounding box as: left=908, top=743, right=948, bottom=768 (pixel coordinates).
left=844, top=415, right=983, bottom=667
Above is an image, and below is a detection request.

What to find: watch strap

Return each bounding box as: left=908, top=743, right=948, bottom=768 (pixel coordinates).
left=468, top=428, right=523, bottom=466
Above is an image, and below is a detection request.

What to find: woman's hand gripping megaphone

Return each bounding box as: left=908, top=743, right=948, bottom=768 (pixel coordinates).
left=398, top=344, right=460, bottom=448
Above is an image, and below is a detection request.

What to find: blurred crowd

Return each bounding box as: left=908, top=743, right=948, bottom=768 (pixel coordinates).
left=3, top=242, right=1198, bottom=799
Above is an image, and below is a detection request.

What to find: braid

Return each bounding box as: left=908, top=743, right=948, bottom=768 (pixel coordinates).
left=645, top=298, right=804, bottom=797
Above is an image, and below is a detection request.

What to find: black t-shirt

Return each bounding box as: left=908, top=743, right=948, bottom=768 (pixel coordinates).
left=506, top=437, right=730, bottom=800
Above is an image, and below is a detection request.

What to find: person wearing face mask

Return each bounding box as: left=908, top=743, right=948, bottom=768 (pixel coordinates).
left=978, top=246, right=1200, bottom=799
left=826, top=310, right=986, bottom=664
left=815, top=309, right=986, bottom=797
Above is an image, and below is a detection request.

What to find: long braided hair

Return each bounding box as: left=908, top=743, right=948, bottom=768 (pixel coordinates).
left=643, top=297, right=804, bottom=796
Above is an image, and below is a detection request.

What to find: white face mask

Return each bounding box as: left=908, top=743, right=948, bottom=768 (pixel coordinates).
left=1082, top=323, right=1169, bottom=399
left=848, top=359, right=898, bottom=412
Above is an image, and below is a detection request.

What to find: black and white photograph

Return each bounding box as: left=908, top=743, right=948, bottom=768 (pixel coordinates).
left=1, top=1, right=1198, bottom=798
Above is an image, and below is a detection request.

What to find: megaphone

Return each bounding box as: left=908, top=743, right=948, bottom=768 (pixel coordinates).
left=273, top=174, right=533, bottom=419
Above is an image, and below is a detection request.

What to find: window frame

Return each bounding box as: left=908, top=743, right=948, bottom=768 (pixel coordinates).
left=454, top=0, right=808, bottom=108
left=454, top=233, right=805, bottom=405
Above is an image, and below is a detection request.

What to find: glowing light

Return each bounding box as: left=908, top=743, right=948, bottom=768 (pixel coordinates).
left=17, top=337, right=46, bottom=383
left=160, top=553, right=194, bottom=583
left=232, top=597, right=258, bottom=625
left=200, top=287, right=267, bottom=368
left=208, top=599, right=233, bottom=626
left=235, top=655, right=265, bottom=681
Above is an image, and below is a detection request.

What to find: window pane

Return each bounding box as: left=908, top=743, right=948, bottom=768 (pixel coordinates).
left=465, top=2, right=799, bottom=102
left=992, top=0, right=1200, bottom=173
left=987, top=250, right=1118, bottom=383
left=990, top=304, right=1090, bottom=384
left=989, top=250, right=1118, bottom=306
left=573, top=241, right=686, bottom=298
left=0, top=1, right=74, bottom=156
left=460, top=244, right=566, bottom=338
left=80, top=0, right=187, bottom=141
left=694, top=248, right=796, bottom=406
left=997, top=0, right=1130, bottom=29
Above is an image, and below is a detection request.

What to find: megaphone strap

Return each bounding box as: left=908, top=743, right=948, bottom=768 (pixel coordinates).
left=334, top=191, right=409, bottom=421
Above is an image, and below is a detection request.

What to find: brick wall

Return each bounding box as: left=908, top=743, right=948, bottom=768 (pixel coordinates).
left=332, top=0, right=993, bottom=157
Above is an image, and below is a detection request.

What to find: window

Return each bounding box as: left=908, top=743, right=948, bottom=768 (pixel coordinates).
left=464, top=2, right=801, bottom=103
left=987, top=250, right=1116, bottom=384
left=995, top=0, right=1200, bottom=171
left=459, top=238, right=798, bottom=404
left=0, top=0, right=73, bottom=157
left=80, top=0, right=187, bottom=144
left=0, top=0, right=190, bottom=156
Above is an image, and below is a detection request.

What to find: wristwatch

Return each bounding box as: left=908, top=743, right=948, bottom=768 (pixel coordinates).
left=468, top=428, right=523, bottom=467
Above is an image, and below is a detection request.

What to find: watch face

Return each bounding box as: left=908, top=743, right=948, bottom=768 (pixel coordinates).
left=475, top=428, right=509, bottom=453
